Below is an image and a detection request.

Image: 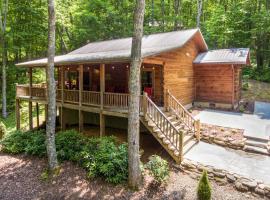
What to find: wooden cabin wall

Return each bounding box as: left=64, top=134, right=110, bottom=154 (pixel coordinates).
left=234, top=66, right=242, bottom=103
left=144, top=36, right=203, bottom=106
left=194, top=64, right=234, bottom=104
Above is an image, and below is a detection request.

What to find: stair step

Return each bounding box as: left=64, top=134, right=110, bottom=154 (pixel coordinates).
left=163, top=138, right=171, bottom=145
left=183, top=140, right=197, bottom=155
left=168, top=144, right=176, bottom=151
left=244, top=145, right=270, bottom=155
left=184, top=135, right=194, bottom=145
left=246, top=140, right=268, bottom=149
left=245, top=135, right=269, bottom=143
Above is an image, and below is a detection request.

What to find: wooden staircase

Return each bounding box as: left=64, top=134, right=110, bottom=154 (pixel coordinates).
left=140, top=91, right=201, bottom=164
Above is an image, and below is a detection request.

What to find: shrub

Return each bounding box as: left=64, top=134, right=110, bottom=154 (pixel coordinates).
left=242, top=82, right=249, bottom=91
left=197, top=170, right=212, bottom=200
left=146, top=155, right=169, bottom=183
left=1, top=129, right=129, bottom=184
left=0, top=122, right=6, bottom=139
left=1, top=130, right=46, bottom=156
left=55, top=129, right=87, bottom=162
left=82, top=136, right=128, bottom=184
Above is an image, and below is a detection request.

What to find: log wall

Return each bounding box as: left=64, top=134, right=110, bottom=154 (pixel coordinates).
left=144, top=33, right=204, bottom=106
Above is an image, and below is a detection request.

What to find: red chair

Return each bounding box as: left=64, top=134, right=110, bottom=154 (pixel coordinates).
left=144, top=87, right=153, bottom=98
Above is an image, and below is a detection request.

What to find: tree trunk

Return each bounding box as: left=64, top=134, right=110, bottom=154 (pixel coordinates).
left=128, top=0, right=145, bottom=189
left=46, top=0, right=58, bottom=171
left=0, top=0, right=8, bottom=118
left=197, top=0, right=203, bottom=28
left=174, top=0, right=181, bottom=30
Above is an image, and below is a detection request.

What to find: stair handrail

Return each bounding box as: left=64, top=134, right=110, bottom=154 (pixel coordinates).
left=167, top=90, right=201, bottom=141
left=143, top=93, right=184, bottom=161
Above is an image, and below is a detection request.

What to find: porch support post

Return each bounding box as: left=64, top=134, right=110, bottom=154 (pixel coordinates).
left=16, top=99, right=20, bottom=130
left=36, top=102, right=39, bottom=129
left=100, top=64, right=105, bottom=136
left=29, top=68, right=33, bottom=130
left=60, top=66, right=64, bottom=130
left=79, top=64, right=84, bottom=132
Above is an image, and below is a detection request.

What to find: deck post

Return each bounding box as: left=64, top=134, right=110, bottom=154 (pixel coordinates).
left=164, top=89, right=169, bottom=111
left=60, top=66, right=64, bottom=130
left=142, top=92, right=148, bottom=117
left=29, top=68, right=33, bottom=130
left=100, top=64, right=105, bottom=136
left=16, top=99, right=20, bottom=130
left=79, top=64, right=84, bottom=132
left=36, top=103, right=39, bottom=129
left=195, top=120, right=201, bottom=141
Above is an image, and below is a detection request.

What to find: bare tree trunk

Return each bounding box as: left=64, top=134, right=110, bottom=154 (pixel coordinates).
left=174, top=0, right=181, bottom=30
left=197, top=0, right=203, bottom=28
left=46, top=0, right=58, bottom=171
left=128, top=0, right=145, bottom=189
left=0, top=0, right=8, bottom=118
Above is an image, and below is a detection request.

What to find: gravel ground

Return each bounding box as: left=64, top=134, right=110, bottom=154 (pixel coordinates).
left=0, top=153, right=263, bottom=200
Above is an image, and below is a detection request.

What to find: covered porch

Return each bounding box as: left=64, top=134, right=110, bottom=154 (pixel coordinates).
left=15, top=62, right=164, bottom=133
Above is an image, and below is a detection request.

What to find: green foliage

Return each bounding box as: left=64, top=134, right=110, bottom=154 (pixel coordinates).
left=243, top=67, right=270, bottom=83
left=55, top=129, right=87, bottom=162
left=0, top=122, right=7, bottom=139
left=1, top=129, right=128, bottom=184
left=1, top=130, right=46, bottom=156
left=242, top=82, right=249, bottom=91
left=197, top=170, right=212, bottom=200
left=146, top=155, right=169, bottom=183
left=82, top=136, right=128, bottom=184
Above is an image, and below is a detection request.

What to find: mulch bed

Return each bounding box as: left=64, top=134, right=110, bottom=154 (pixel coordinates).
left=0, top=152, right=263, bottom=200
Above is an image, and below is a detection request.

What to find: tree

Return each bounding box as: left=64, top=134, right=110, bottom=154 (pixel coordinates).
left=197, top=0, right=203, bottom=28
left=0, top=0, right=8, bottom=118
left=128, top=0, right=145, bottom=189
left=46, top=0, right=58, bottom=171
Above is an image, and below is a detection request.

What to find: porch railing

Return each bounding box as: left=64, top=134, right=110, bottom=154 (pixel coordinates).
left=16, top=85, right=145, bottom=112
left=82, top=91, right=100, bottom=106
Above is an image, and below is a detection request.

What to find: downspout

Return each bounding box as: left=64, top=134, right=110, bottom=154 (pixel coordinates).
left=231, top=65, right=235, bottom=109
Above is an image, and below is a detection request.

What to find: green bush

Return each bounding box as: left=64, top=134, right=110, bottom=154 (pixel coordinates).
left=197, top=170, right=212, bottom=200
left=0, top=122, right=6, bottom=139
left=242, top=82, right=249, bottom=91
left=1, top=129, right=128, bottom=184
left=55, top=129, right=87, bottom=162
left=146, top=155, right=169, bottom=183
left=1, top=130, right=46, bottom=156
left=82, top=136, right=128, bottom=184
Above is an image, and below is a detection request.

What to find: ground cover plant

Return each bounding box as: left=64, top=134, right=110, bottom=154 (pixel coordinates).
left=0, top=129, right=128, bottom=184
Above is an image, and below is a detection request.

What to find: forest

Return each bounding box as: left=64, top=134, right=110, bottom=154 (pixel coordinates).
left=0, top=0, right=270, bottom=113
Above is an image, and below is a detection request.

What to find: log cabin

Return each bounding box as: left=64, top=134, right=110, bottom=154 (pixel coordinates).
left=15, top=28, right=250, bottom=163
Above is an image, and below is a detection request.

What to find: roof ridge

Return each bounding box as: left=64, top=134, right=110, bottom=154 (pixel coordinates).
left=68, top=28, right=199, bottom=55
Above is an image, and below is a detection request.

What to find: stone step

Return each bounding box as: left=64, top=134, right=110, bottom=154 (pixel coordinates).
left=245, top=140, right=268, bottom=149
left=183, top=140, right=197, bottom=155
left=245, top=135, right=269, bottom=143
left=243, top=145, right=270, bottom=156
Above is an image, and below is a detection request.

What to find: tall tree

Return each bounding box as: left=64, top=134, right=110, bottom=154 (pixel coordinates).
left=0, top=0, right=8, bottom=118
left=128, top=0, right=145, bottom=189
left=174, top=0, right=181, bottom=30
left=197, top=0, right=203, bottom=28
left=46, top=0, right=58, bottom=171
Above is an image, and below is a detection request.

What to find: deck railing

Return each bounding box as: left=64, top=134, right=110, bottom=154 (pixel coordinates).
left=16, top=85, right=147, bottom=113
left=167, top=90, right=200, bottom=140
left=82, top=91, right=100, bottom=106
left=64, top=89, right=79, bottom=103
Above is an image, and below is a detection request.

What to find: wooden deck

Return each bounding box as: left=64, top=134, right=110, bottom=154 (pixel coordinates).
left=15, top=84, right=201, bottom=163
